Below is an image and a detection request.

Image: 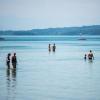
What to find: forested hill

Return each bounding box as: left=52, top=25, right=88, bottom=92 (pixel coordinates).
left=0, top=25, right=100, bottom=35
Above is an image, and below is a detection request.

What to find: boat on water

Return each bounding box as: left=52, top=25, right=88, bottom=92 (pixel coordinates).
left=0, top=37, right=5, bottom=41
left=78, top=38, right=87, bottom=40
left=78, top=33, right=87, bottom=40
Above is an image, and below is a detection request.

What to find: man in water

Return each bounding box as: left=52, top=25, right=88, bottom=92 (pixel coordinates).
left=52, top=43, right=56, bottom=52
left=6, top=53, right=11, bottom=69
left=88, top=50, right=94, bottom=60
left=12, top=53, right=17, bottom=68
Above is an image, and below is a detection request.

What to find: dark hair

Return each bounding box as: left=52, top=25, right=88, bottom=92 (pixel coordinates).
left=90, top=50, right=92, bottom=52
left=14, top=53, right=16, bottom=56
left=8, top=53, right=11, bottom=56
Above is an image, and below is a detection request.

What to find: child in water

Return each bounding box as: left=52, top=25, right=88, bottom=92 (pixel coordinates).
left=84, top=54, right=87, bottom=60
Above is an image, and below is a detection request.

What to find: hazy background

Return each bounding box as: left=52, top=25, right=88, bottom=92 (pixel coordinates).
left=0, top=0, right=100, bottom=30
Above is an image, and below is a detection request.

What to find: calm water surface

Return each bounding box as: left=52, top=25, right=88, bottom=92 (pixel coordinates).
left=0, top=36, right=100, bottom=100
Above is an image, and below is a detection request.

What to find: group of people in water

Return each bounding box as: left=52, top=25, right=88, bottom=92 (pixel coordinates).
left=48, top=43, right=56, bottom=52
left=48, top=44, right=94, bottom=61
left=6, top=53, right=17, bottom=69
left=84, top=50, right=94, bottom=60
left=5, top=49, right=94, bottom=69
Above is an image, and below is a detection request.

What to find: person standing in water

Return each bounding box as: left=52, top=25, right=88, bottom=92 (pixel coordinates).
left=48, top=44, right=51, bottom=52
left=6, top=53, right=11, bottom=69
left=88, top=50, right=94, bottom=60
left=12, top=53, right=17, bottom=68
left=52, top=43, right=56, bottom=52
left=84, top=54, right=87, bottom=60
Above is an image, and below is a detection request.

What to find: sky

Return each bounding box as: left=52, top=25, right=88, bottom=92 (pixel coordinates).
left=0, top=0, right=100, bottom=30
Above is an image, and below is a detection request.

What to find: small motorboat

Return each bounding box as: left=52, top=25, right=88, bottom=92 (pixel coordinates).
left=78, top=38, right=87, bottom=40
left=78, top=33, right=87, bottom=40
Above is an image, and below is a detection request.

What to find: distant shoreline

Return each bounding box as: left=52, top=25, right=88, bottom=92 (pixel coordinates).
left=0, top=25, right=100, bottom=35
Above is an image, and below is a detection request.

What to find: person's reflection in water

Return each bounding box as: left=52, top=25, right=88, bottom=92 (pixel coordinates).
left=6, top=68, right=10, bottom=81
left=6, top=62, right=11, bottom=100
left=88, top=59, right=93, bottom=63
left=88, top=58, right=93, bottom=78
left=6, top=63, right=17, bottom=100
left=88, top=56, right=93, bottom=66
left=12, top=67, right=16, bottom=80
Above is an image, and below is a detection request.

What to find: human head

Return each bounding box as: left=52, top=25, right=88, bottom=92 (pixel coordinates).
left=90, top=50, right=92, bottom=52
left=14, top=53, right=16, bottom=56
left=8, top=53, right=11, bottom=56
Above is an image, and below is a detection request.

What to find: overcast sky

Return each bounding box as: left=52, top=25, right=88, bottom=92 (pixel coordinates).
left=0, top=0, right=100, bottom=30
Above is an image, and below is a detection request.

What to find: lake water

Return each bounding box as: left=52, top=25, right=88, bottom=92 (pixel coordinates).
left=0, top=36, right=100, bottom=100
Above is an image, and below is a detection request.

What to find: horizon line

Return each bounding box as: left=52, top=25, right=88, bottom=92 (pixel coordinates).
left=0, top=24, right=100, bottom=31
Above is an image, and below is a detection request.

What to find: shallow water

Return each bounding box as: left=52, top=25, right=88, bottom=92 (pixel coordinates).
left=0, top=36, right=100, bottom=100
